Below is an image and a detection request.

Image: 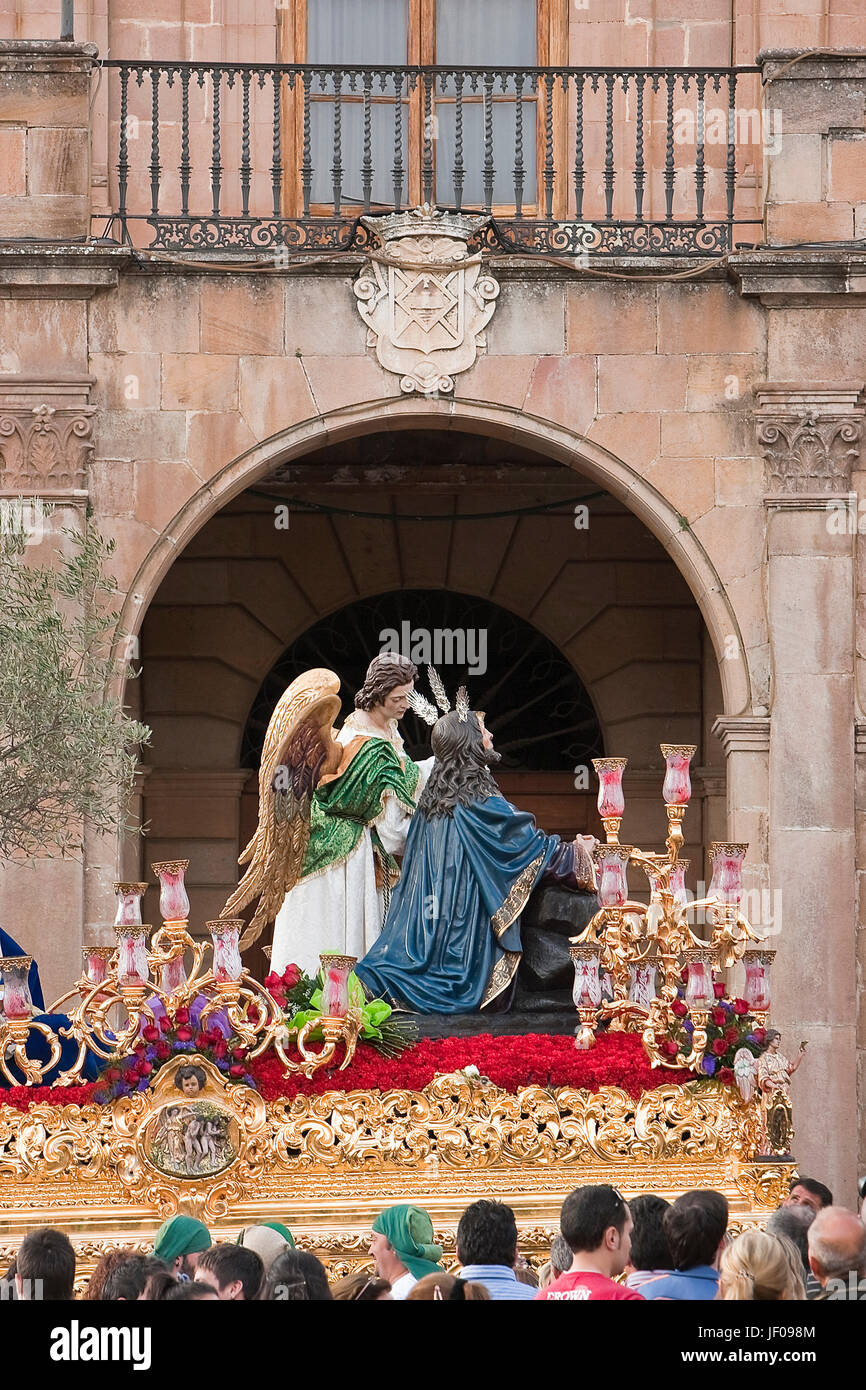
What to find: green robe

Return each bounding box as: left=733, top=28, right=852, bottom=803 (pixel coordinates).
left=300, top=736, right=421, bottom=881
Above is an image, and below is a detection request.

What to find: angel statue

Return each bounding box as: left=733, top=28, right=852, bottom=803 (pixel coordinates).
left=735, top=1031, right=806, bottom=1157
left=221, top=654, right=432, bottom=975
left=355, top=672, right=597, bottom=1014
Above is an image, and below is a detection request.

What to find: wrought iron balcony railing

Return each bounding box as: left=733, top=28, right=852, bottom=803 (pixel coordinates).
left=101, top=60, right=763, bottom=257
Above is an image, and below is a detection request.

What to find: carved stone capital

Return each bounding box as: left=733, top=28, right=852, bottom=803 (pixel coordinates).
left=754, top=383, right=864, bottom=498
left=712, top=715, right=771, bottom=756
left=0, top=377, right=95, bottom=492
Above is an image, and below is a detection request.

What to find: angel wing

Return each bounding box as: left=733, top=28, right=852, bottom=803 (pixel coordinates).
left=733, top=1047, right=757, bottom=1103
left=221, top=668, right=343, bottom=949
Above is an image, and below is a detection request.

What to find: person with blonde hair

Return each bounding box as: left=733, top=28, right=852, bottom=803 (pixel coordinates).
left=719, top=1229, right=805, bottom=1300
left=406, top=1272, right=490, bottom=1301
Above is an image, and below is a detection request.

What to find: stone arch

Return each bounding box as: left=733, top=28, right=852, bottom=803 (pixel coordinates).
left=117, top=396, right=752, bottom=717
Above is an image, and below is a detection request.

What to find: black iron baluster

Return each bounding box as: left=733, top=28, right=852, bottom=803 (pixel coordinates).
left=271, top=70, right=282, bottom=219
left=664, top=72, right=676, bottom=221
left=513, top=70, right=524, bottom=218
left=543, top=71, right=554, bottom=218
left=361, top=70, right=373, bottom=213
left=332, top=68, right=344, bottom=214
left=149, top=66, right=161, bottom=217
left=454, top=71, right=465, bottom=211
left=726, top=71, right=738, bottom=237
left=179, top=67, right=191, bottom=217
left=392, top=71, right=405, bottom=210
left=633, top=69, right=645, bottom=222
left=483, top=71, right=495, bottom=212
left=574, top=71, right=584, bottom=220
left=301, top=69, right=312, bottom=217
left=695, top=72, right=706, bottom=223
left=117, top=64, right=130, bottom=239
left=210, top=67, right=222, bottom=217
left=422, top=69, right=434, bottom=206
left=240, top=69, right=251, bottom=217
left=603, top=72, right=615, bottom=219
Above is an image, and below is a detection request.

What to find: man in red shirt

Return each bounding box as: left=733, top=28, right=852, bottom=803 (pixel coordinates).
left=536, top=1184, right=644, bottom=1301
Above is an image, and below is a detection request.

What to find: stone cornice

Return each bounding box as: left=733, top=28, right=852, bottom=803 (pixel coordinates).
left=754, top=383, right=864, bottom=497
left=712, top=715, right=771, bottom=755
left=0, top=246, right=130, bottom=298
left=143, top=770, right=253, bottom=800
left=728, top=251, right=866, bottom=305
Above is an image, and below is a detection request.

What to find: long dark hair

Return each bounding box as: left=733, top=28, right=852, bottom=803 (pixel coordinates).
left=418, top=711, right=501, bottom=818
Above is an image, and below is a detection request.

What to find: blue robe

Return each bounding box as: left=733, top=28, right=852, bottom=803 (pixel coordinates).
left=356, top=795, right=560, bottom=1014
left=0, top=928, right=101, bottom=1085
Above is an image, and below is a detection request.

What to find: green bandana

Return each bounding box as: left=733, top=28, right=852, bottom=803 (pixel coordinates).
left=373, top=1205, right=443, bottom=1280
left=153, top=1215, right=211, bottom=1263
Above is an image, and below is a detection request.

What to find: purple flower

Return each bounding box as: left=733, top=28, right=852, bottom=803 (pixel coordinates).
left=721, top=1000, right=733, bottom=1011
left=701, top=1056, right=717, bottom=1076
left=242, top=1073, right=256, bottom=1088
left=144, top=1045, right=157, bottom=1062
left=683, top=1020, right=694, bottom=1034
left=745, top=1033, right=757, bottom=1043
left=175, top=1041, right=194, bottom=1052
left=116, top=1081, right=132, bottom=1096
left=136, top=1077, right=150, bottom=1091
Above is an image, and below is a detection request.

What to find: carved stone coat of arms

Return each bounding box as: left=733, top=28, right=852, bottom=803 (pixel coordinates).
left=353, top=205, right=500, bottom=395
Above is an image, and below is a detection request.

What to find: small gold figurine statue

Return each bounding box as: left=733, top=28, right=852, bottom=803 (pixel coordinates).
left=756, top=1029, right=806, bottom=1157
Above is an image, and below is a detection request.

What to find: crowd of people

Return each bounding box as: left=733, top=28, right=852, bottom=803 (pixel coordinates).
left=2, top=1176, right=864, bottom=1302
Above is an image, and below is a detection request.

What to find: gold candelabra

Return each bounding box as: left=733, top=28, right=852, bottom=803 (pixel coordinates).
left=571, top=747, right=768, bottom=1068
left=0, top=863, right=362, bottom=1087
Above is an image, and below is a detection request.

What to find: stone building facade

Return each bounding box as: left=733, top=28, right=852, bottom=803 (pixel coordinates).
left=0, top=1, right=864, bottom=1199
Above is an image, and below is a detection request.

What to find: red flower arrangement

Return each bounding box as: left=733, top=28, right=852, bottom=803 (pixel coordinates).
left=655, top=984, right=767, bottom=1085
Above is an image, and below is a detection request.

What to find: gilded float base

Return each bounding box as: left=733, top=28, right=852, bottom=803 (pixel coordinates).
left=0, top=1057, right=795, bottom=1292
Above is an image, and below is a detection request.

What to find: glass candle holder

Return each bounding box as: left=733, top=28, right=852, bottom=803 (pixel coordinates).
left=660, top=744, right=696, bottom=806
left=708, top=842, right=748, bottom=907
left=115, top=925, right=150, bottom=987
left=0, top=956, right=33, bottom=1019
left=592, top=757, right=627, bottom=819
left=742, top=948, right=775, bottom=1012
left=594, top=845, right=631, bottom=908
left=570, top=944, right=603, bottom=1010
left=151, top=860, right=190, bottom=923
left=207, top=920, right=244, bottom=984
left=669, top=859, right=690, bottom=912
left=82, top=946, right=114, bottom=988
left=319, top=953, right=357, bottom=1018
left=628, top=957, right=658, bottom=1009
left=113, top=882, right=148, bottom=927
left=160, top=956, right=187, bottom=997
left=682, top=947, right=716, bottom=1010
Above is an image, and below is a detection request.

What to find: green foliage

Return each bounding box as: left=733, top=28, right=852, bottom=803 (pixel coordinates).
left=0, top=517, right=150, bottom=861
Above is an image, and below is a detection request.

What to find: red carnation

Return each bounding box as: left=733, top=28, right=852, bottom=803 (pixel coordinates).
left=174, top=1007, right=190, bottom=1026
left=194, top=1032, right=210, bottom=1050
left=175, top=1026, right=193, bottom=1042
left=671, top=999, right=688, bottom=1018
left=264, top=973, right=285, bottom=999
left=713, top=982, right=726, bottom=999
left=213, top=1040, right=228, bottom=1059
left=282, top=964, right=302, bottom=989
left=661, top=1040, right=679, bottom=1058
left=155, top=1042, right=171, bottom=1060
left=104, top=1067, right=121, bottom=1083
left=712, top=1038, right=727, bottom=1055
left=711, top=1007, right=727, bottom=1027
left=231, top=1047, right=246, bottom=1062
left=752, top=1027, right=766, bottom=1044
left=718, top=1067, right=734, bottom=1086
left=733, top=998, right=749, bottom=1016
left=724, top=1026, right=740, bottom=1044
left=228, top=1064, right=246, bottom=1078
left=158, top=1015, right=172, bottom=1033
left=138, top=1060, right=154, bottom=1075
left=142, top=1025, right=160, bottom=1043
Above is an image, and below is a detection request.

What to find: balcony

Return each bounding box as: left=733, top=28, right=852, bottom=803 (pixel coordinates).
left=101, top=60, right=764, bottom=259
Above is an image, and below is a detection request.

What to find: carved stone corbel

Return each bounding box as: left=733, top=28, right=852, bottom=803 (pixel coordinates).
left=754, top=383, right=864, bottom=498
left=0, top=376, right=95, bottom=493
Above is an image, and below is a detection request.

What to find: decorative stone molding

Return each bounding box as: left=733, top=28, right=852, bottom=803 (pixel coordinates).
left=855, top=724, right=866, bottom=757
left=142, top=770, right=253, bottom=801
left=354, top=204, right=500, bottom=395
left=0, top=377, right=96, bottom=492
left=729, top=250, right=866, bottom=305
left=754, top=384, right=864, bottom=497
left=712, top=716, right=771, bottom=755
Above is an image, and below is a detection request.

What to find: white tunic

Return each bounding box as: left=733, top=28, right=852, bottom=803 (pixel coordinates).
left=270, top=713, right=432, bottom=977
